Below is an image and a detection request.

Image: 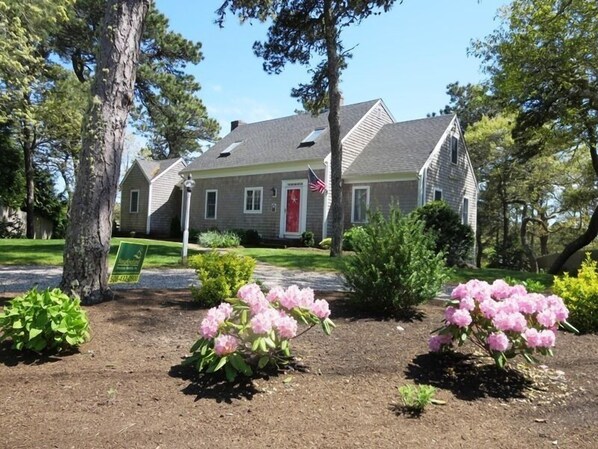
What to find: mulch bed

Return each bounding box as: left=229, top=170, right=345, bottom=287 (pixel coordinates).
left=0, top=289, right=596, bottom=449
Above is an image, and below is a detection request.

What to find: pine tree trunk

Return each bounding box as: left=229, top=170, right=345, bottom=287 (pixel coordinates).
left=22, top=122, right=35, bottom=239
left=61, top=0, right=150, bottom=304
left=324, top=0, right=343, bottom=258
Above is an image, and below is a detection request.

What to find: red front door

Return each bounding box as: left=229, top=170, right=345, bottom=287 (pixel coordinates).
left=285, top=188, right=301, bottom=233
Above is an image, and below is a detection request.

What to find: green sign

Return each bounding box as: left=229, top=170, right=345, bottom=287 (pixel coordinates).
left=109, top=242, right=148, bottom=284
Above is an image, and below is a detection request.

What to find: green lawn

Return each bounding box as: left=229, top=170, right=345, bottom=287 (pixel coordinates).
left=0, top=238, right=199, bottom=268
left=450, top=267, right=554, bottom=287
left=233, top=247, right=345, bottom=271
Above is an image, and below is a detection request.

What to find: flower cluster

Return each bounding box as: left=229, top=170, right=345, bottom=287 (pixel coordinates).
left=185, top=283, right=335, bottom=381
left=429, top=279, right=576, bottom=368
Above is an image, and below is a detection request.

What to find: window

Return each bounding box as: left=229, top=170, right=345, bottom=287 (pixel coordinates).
left=434, top=189, right=443, bottom=201
left=129, top=189, right=139, bottom=213
left=462, top=197, right=469, bottom=225
left=218, top=141, right=243, bottom=158
left=450, top=135, right=459, bottom=164
left=205, top=190, right=217, bottom=219
left=352, top=186, right=370, bottom=223
left=244, top=187, right=263, bottom=214
left=300, top=127, right=326, bottom=146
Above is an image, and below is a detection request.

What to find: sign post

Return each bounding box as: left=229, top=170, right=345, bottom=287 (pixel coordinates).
left=109, top=242, right=148, bottom=284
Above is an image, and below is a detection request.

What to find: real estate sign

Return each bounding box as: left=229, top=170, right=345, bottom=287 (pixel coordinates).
left=109, top=242, right=148, bottom=284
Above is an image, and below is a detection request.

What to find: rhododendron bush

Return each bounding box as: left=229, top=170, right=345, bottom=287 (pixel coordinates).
left=185, top=284, right=335, bottom=381
left=429, top=279, right=578, bottom=368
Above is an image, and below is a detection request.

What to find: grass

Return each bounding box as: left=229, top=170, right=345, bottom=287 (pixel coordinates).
left=450, top=267, right=553, bottom=287
left=233, top=247, right=344, bottom=271
left=0, top=238, right=200, bottom=268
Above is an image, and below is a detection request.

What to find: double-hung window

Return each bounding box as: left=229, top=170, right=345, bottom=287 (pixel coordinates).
left=434, top=189, right=443, bottom=201
left=129, top=190, right=139, bottom=213
left=244, top=187, right=263, bottom=214
left=352, top=186, right=370, bottom=223
left=205, top=190, right=217, bottom=219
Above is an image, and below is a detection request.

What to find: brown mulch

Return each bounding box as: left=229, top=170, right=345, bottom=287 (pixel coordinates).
left=0, top=289, right=596, bottom=449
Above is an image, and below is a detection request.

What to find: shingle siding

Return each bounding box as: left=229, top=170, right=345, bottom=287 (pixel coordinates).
left=341, top=101, right=394, bottom=173
left=424, top=129, right=478, bottom=235
left=188, top=169, right=326, bottom=241
left=343, top=180, right=419, bottom=228
left=120, top=164, right=149, bottom=234
left=149, top=160, right=185, bottom=235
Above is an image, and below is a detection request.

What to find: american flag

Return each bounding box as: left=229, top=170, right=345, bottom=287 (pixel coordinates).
left=308, top=166, right=326, bottom=194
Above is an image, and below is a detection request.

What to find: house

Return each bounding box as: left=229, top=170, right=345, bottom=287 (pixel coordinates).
left=120, top=157, right=186, bottom=235
left=178, top=99, right=478, bottom=243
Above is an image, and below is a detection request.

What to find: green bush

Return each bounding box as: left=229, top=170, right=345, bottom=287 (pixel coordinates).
left=198, top=230, right=241, bottom=248
left=319, top=237, right=331, bottom=249
left=397, top=384, right=438, bottom=414
left=301, top=230, right=315, bottom=247
left=342, top=209, right=449, bottom=315
left=411, top=201, right=474, bottom=266
left=230, top=229, right=261, bottom=246
left=189, top=252, right=256, bottom=307
left=553, top=254, right=598, bottom=333
left=343, top=226, right=366, bottom=251
left=0, top=288, right=90, bottom=352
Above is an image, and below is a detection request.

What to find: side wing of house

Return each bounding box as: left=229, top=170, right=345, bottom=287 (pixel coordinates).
left=120, top=162, right=150, bottom=234
left=421, top=119, right=479, bottom=235
left=149, top=159, right=186, bottom=236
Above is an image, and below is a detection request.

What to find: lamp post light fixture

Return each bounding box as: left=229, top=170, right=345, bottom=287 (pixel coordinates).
left=181, top=174, right=196, bottom=265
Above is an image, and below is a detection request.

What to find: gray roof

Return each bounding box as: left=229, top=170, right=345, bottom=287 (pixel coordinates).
left=344, top=114, right=456, bottom=176
left=137, top=158, right=182, bottom=181
left=182, top=99, right=380, bottom=173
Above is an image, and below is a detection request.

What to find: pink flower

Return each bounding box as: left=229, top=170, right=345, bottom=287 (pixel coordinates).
left=250, top=311, right=274, bottom=335
left=479, top=299, right=499, bottom=319
left=488, top=332, right=510, bottom=352
left=298, top=287, right=315, bottom=308
left=491, top=279, right=512, bottom=300
left=539, top=329, right=556, bottom=348
left=200, top=316, right=220, bottom=339
left=310, top=299, right=331, bottom=319
left=451, top=283, right=470, bottom=300
left=237, top=283, right=263, bottom=302
left=546, top=295, right=569, bottom=322
left=499, top=297, right=520, bottom=314
left=524, top=328, right=542, bottom=348
left=266, top=286, right=285, bottom=303
left=444, top=306, right=457, bottom=322
left=517, top=295, right=537, bottom=315
left=214, top=334, right=238, bottom=356
left=428, top=334, right=453, bottom=352
left=275, top=315, right=298, bottom=339
left=459, top=296, right=476, bottom=311
left=536, top=309, right=557, bottom=328
left=492, top=312, right=527, bottom=333
left=510, top=284, right=528, bottom=296
left=450, top=309, right=472, bottom=328
left=279, top=285, right=302, bottom=310
left=466, top=279, right=492, bottom=301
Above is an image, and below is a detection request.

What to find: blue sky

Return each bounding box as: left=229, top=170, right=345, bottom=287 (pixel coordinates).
left=153, top=0, right=508, bottom=137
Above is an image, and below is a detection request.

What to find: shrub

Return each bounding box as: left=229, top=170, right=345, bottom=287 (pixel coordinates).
left=411, top=201, right=473, bottom=266
left=397, top=384, right=438, bottom=414
left=301, top=230, right=315, bottom=247
left=189, top=252, right=256, bottom=307
left=504, top=276, right=547, bottom=294
left=429, top=279, right=577, bottom=368
left=553, top=254, right=598, bottom=333
left=343, top=226, right=366, bottom=251
left=230, top=229, right=261, bottom=246
left=487, top=237, right=526, bottom=271
left=319, top=237, right=331, bottom=249
left=342, top=209, right=449, bottom=315
left=198, top=230, right=241, bottom=248
left=0, top=288, right=90, bottom=352
left=184, top=284, right=335, bottom=381
left=0, top=212, right=24, bottom=238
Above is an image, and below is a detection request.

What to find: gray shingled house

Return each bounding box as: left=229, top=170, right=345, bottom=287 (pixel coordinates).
left=177, top=99, right=478, bottom=243
left=120, top=158, right=186, bottom=235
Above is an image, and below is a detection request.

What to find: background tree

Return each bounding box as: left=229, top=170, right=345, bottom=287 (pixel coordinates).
left=217, top=0, right=401, bottom=257
left=61, top=0, right=150, bottom=303
left=473, top=0, right=598, bottom=273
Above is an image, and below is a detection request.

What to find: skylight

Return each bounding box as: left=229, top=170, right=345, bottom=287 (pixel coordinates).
left=218, top=141, right=243, bottom=158
left=300, top=127, right=326, bottom=146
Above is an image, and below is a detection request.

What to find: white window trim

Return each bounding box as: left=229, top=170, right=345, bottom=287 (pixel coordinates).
left=433, top=188, right=443, bottom=202
left=205, top=189, right=218, bottom=220
left=244, top=187, right=263, bottom=214
left=129, top=189, right=140, bottom=214
left=462, top=197, right=470, bottom=225
left=351, top=186, right=370, bottom=223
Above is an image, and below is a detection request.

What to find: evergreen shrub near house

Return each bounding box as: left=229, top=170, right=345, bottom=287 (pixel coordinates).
left=198, top=230, right=241, bottom=248
left=189, top=252, right=256, bottom=307
left=300, top=230, right=315, bottom=247
left=553, top=254, right=598, bottom=333
left=230, top=228, right=261, bottom=246
left=342, top=209, right=449, bottom=315
left=410, top=201, right=473, bottom=266
left=342, top=226, right=366, bottom=251
left=0, top=288, right=90, bottom=352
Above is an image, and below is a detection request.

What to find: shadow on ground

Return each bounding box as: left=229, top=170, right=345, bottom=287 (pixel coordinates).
left=405, top=352, right=533, bottom=401
left=0, top=341, right=76, bottom=367
left=328, top=296, right=426, bottom=322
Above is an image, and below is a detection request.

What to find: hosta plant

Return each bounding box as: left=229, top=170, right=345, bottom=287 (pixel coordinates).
left=429, top=279, right=577, bottom=368
left=0, top=287, right=90, bottom=352
left=184, top=283, right=335, bottom=381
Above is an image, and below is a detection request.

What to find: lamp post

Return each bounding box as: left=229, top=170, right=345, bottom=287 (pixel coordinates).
left=182, top=174, right=195, bottom=265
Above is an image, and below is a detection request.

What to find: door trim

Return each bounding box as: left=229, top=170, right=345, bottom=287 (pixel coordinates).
left=279, top=179, right=307, bottom=238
